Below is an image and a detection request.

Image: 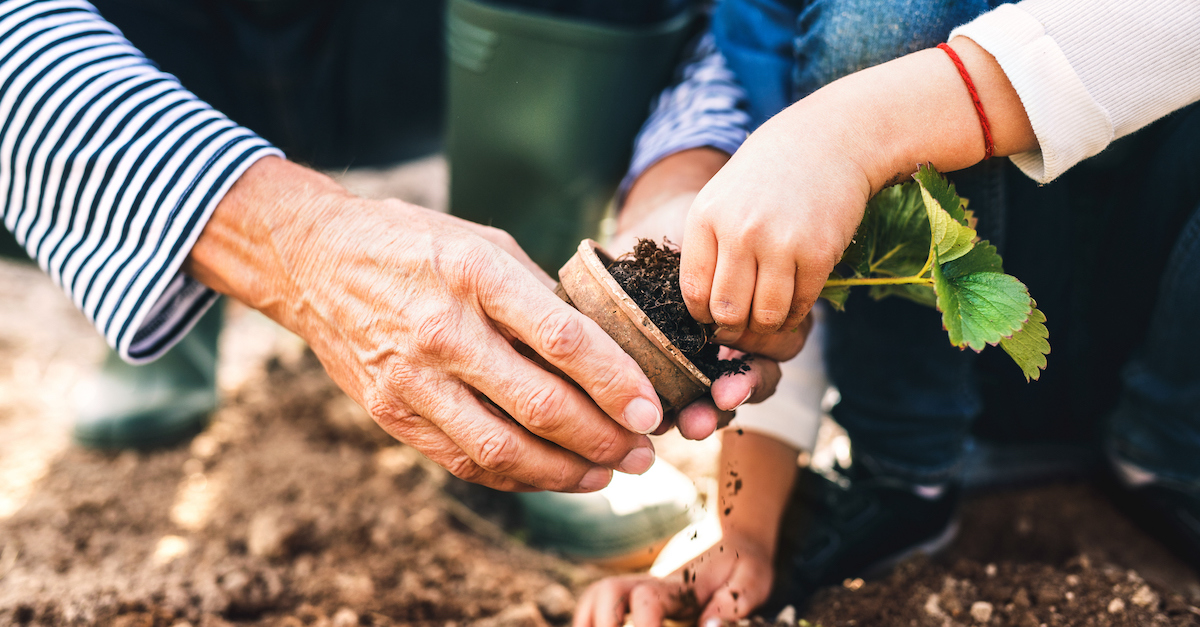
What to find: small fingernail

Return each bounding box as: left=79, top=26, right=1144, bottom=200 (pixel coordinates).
left=712, top=328, right=739, bottom=343
left=624, top=397, right=662, bottom=434
left=704, top=618, right=723, bottom=627
left=578, top=466, right=612, bottom=492
left=617, top=445, right=655, bottom=475
left=735, top=388, right=754, bottom=409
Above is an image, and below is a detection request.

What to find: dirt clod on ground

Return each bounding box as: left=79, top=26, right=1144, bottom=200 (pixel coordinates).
left=2, top=253, right=1199, bottom=626
left=607, top=239, right=749, bottom=380
left=0, top=342, right=600, bottom=626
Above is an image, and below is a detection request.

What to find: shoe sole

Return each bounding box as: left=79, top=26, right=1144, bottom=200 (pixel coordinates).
left=73, top=414, right=209, bottom=451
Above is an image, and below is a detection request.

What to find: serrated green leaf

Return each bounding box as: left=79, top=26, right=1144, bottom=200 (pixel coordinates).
left=920, top=184, right=976, bottom=263
left=820, top=164, right=1049, bottom=381
left=1000, top=302, right=1050, bottom=381
left=853, top=183, right=932, bottom=278
left=941, top=240, right=1004, bottom=276
left=932, top=247, right=1032, bottom=351
left=913, top=163, right=968, bottom=225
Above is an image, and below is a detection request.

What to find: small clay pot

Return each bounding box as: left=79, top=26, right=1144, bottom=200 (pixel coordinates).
left=555, top=239, right=710, bottom=412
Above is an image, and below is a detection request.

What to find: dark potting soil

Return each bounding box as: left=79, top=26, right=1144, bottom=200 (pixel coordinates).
left=606, top=239, right=749, bottom=381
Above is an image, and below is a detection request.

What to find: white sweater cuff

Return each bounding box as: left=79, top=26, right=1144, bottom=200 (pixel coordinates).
left=729, top=306, right=828, bottom=452
left=951, top=4, right=1111, bottom=183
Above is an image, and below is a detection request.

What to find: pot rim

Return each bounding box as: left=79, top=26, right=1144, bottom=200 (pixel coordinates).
left=574, top=239, right=712, bottom=388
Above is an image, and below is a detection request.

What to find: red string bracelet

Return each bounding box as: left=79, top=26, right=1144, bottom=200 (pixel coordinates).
left=937, top=42, right=995, bottom=160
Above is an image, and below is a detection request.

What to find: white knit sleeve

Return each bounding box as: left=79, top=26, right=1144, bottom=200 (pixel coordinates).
left=951, top=0, right=1200, bottom=183
left=729, top=305, right=828, bottom=452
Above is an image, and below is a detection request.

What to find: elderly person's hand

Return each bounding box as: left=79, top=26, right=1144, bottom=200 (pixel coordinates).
left=186, top=156, right=665, bottom=492
left=615, top=148, right=807, bottom=440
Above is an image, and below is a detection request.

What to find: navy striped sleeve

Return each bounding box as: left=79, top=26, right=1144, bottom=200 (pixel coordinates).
left=617, top=32, right=752, bottom=205
left=0, top=0, right=283, bottom=363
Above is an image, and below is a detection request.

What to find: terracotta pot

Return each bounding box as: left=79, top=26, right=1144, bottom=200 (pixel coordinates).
left=554, top=239, right=710, bottom=412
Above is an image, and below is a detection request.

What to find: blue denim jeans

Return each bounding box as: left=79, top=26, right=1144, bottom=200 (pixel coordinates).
left=713, top=0, right=1200, bottom=486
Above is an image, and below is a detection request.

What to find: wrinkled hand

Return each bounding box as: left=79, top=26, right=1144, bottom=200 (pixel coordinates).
left=190, top=158, right=665, bottom=492
left=574, top=530, right=775, bottom=627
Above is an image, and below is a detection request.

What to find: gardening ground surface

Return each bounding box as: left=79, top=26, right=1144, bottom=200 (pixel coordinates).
left=2, top=157, right=1200, bottom=627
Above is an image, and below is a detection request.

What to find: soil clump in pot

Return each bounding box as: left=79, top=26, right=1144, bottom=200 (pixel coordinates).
left=606, top=239, right=749, bottom=381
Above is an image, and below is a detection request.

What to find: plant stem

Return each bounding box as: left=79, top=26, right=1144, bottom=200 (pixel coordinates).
left=823, top=276, right=936, bottom=288
left=868, top=244, right=906, bottom=273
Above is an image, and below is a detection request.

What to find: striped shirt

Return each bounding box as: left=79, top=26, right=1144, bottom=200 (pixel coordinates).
left=0, top=0, right=281, bottom=363
left=618, top=32, right=752, bottom=204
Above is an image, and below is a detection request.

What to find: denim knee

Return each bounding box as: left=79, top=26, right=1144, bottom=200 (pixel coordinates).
left=793, top=0, right=990, bottom=99
left=1107, top=201, right=1200, bottom=487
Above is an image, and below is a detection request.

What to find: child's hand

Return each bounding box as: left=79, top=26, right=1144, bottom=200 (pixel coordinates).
left=573, top=531, right=776, bottom=627
left=614, top=148, right=800, bottom=441
left=680, top=96, right=874, bottom=339
left=680, top=39, right=1039, bottom=339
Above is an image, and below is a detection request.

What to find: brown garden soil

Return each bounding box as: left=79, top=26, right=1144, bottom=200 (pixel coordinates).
left=2, top=162, right=1199, bottom=625
left=3, top=261, right=1200, bottom=627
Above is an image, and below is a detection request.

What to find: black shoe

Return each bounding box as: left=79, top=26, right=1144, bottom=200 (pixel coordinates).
left=1105, top=464, right=1200, bottom=572
left=764, top=464, right=960, bottom=613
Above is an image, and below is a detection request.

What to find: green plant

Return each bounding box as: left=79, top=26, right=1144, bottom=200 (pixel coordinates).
left=819, top=164, right=1049, bottom=380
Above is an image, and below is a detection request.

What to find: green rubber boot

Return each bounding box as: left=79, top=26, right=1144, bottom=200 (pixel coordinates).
left=445, top=0, right=696, bottom=271
left=0, top=227, right=25, bottom=262
left=516, top=458, right=699, bottom=568
left=2, top=224, right=219, bottom=449
left=72, top=302, right=222, bottom=450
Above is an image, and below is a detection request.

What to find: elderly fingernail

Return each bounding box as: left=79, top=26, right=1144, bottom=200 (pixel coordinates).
left=624, top=397, right=662, bottom=434
left=617, top=445, right=655, bottom=475
left=578, top=466, right=612, bottom=492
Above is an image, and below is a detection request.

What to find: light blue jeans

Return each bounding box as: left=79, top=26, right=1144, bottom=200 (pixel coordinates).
left=712, top=0, right=1200, bottom=487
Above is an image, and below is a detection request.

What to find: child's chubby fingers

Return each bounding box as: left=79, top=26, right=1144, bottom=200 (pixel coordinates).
left=680, top=208, right=718, bottom=325
left=676, top=349, right=783, bottom=439
left=711, top=314, right=812, bottom=363
left=628, top=580, right=686, bottom=627
left=675, top=397, right=726, bottom=441
left=574, top=575, right=669, bottom=627
left=707, top=245, right=757, bottom=333
left=749, top=258, right=796, bottom=335
left=574, top=576, right=636, bottom=627
left=698, top=556, right=776, bottom=627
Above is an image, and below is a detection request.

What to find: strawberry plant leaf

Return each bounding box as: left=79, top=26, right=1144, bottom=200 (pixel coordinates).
left=932, top=244, right=1032, bottom=351
left=942, top=239, right=1004, bottom=275
left=816, top=165, right=1049, bottom=379
left=1000, top=302, right=1050, bottom=381
left=850, top=184, right=932, bottom=278
left=913, top=163, right=968, bottom=225
left=920, top=182, right=976, bottom=264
